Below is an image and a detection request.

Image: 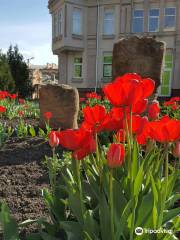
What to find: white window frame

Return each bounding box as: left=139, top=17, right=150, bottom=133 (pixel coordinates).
left=148, top=8, right=160, bottom=32
left=73, top=56, right=83, bottom=79
left=72, top=7, right=82, bottom=35
left=164, top=7, right=176, bottom=31
left=103, top=8, right=115, bottom=35
left=132, top=9, right=144, bottom=33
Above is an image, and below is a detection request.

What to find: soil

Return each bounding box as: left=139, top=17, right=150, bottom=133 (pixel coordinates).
left=0, top=137, right=59, bottom=239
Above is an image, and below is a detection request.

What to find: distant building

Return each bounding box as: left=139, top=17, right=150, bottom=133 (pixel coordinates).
left=30, top=63, right=58, bottom=98
left=48, top=0, right=180, bottom=97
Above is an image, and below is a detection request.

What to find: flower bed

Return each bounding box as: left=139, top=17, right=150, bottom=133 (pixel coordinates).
left=0, top=74, right=180, bottom=240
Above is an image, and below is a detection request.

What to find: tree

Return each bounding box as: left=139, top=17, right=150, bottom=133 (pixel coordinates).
left=0, top=51, right=15, bottom=91
left=7, top=45, right=33, bottom=98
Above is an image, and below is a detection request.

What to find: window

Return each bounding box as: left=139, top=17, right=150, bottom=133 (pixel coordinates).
left=103, top=55, right=112, bottom=78
left=58, top=9, right=62, bottom=35
left=149, top=9, right=159, bottom=32
left=72, top=8, right=82, bottom=35
left=164, top=7, right=176, bottom=31
left=160, top=54, right=173, bottom=96
left=103, top=8, right=115, bottom=35
left=132, top=10, right=144, bottom=33
left=74, top=57, right=83, bottom=78
left=54, top=13, right=58, bottom=37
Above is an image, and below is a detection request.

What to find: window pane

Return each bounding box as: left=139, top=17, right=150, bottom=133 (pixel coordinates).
left=74, top=57, right=82, bottom=64
left=104, top=9, right=114, bottom=34
left=104, top=20, right=114, bottom=34
left=165, top=54, right=173, bottom=62
left=162, top=71, right=170, bottom=85
left=74, top=65, right=82, bottom=78
left=104, top=56, right=112, bottom=63
left=73, top=8, right=82, bottom=34
left=149, top=18, right=159, bottom=31
left=133, top=18, right=143, bottom=32
left=104, top=65, right=112, bottom=77
left=134, top=10, right=144, bottom=17
left=161, top=86, right=169, bottom=95
left=165, top=16, right=176, bottom=28
left=150, top=9, right=159, bottom=17
left=165, top=7, right=176, bottom=15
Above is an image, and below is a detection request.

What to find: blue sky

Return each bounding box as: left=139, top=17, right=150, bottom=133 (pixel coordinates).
left=0, top=0, right=57, bottom=65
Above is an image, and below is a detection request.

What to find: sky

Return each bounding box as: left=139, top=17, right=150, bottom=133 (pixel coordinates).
left=0, top=0, right=57, bottom=65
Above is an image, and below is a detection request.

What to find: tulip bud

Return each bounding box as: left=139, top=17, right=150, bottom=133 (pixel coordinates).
left=107, top=143, right=125, bottom=168
left=172, top=141, right=180, bottom=158
left=148, top=101, right=160, bottom=120
left=48, top=131, right=59, bottom=148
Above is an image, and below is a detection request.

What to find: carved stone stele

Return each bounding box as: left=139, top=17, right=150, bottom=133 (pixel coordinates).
left=112, top=36, right=166, bottom=93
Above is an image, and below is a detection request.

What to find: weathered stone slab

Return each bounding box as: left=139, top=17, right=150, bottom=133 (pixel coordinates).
left=39, top=84, right=79, bottom=129
left=112, top=36, right=166, bottom=92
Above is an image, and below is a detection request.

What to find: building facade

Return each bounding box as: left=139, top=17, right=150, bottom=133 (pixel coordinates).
left=48, top=0, right=180, bottom=97
left=30, top=63, right=58, bottom=98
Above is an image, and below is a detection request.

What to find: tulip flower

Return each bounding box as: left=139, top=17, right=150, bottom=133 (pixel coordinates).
left=48, top=131, right=60, bottom=148
left=103, top=73, right=155, bottom=107
left=19, top=98, right=25, bottom=104
left=0, top=106, right=6, bottom=113
left=148, top=101, right=160, bottom=120
left=59, top=127, right=96, bottom=160
left=107, top=143, right=125, bottom=168
left=149, top=116, right=180, bottom=143
left=83, top=105, right=107, bottom=133
left=172, top=141, right=180, bottom=158
left=44, top=111, right=52, bottom=120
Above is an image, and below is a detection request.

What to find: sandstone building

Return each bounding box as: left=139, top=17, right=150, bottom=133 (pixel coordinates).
left=48, top=0, right=180, bottom=97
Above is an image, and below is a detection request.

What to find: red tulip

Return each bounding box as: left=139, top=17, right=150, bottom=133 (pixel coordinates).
left=9, top=93, right=17, bottom=99
left=115, top=129, right=126, bottom=142
left=172, top=141, right=180, bottom=158
left=86, top=92, right=101, bottom=100
left=131, top=98, right=148, bottom=114
left=131, top=115, right=148, bottom=135
left=44, top=111, right=52, bottom=120
left=103, top=73, right=155, bottom=107
left=148, top=101, right=160, bottom=120
left=83, top=105, right=107, bottom=132
left=107, top=143, right=125, bottom=168
left=48, top=131, right=60, bottom=148
left=19, top=98, right=25, bottom=104
left=0, top=106, right=6, bottom=113
left=59, top=127, right=96, bottom=160
left=149, top=116, right=180, bottom=143
left=0, top=91, right=9, bottom=99
left=80, top=97, right=85, bottom=102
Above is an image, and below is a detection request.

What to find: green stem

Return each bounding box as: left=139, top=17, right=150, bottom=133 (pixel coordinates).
left=109, top=169, right=115, bottom=240
left=75, top=159, right=84, bottom=223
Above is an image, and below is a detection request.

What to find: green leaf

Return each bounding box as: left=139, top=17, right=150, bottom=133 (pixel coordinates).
left=115, top=199, right=133, bottom=240
left=61, top=221, right=83, bottom=240
left=134, top=162, right=144, bottom=197
left=131, top=140, right=138, bottom=180
left=99, top=193, right=111, bottom=240
left=84, top=210, right=99, bottom=239
left=163, top=207, right=180, bottom=225
left=29, top=126, right=36, bottom=137
left=0, top=202, right=20, bottom=240
left=68, top=191, right=84, bottom=225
